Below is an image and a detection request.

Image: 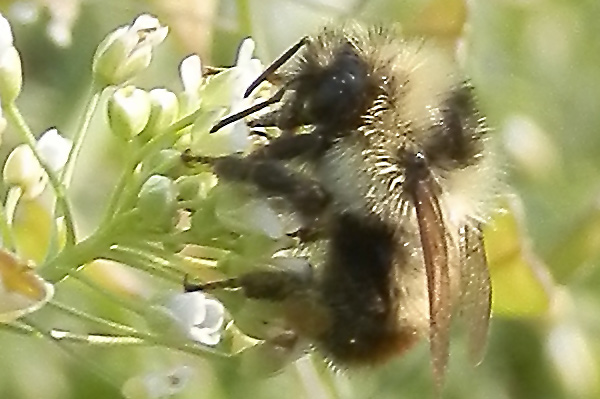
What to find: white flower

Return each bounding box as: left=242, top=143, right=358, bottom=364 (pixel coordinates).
left=93, top=14, right=168, bottom=86
left=0, top=250, right=54, bottom=322
left=165, top=291, right=225, bottom=346
left=189, top=38, right=266, bottom=156
left=3, top=128, right=72, bottom=198
left=122, top=366, right=192, bottom=399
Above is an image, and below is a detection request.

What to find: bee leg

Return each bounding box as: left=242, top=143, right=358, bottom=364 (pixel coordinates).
left=185, top=270, right=310, bottom=302
left=215, top=157, right=329, bottom=220
left=248, top=131, right=326, bottom=160
left=184, top=133, right=330, bottom=220
left=247, top=110, right=280, bottom=128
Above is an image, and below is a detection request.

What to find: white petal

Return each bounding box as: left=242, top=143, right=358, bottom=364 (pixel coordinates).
left=188, top=325, right=222, bottom=346
left=179, top=54, right=202, bottom=94
left=130, top=15, right=168, bottom=47
left=199, top=298, right=225, bottom=331
left=235, top=38, right=256, bottom=68
left=130, top=14, right=161, bottom=32
left=166, top=291, right=207, bottom=327
left=35, top=128, right=72, bottom=171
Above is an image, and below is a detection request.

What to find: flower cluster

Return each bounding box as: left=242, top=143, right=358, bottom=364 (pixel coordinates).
left=0, top=11, right=309, bottom=395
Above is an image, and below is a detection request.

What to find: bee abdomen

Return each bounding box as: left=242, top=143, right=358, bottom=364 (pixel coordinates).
left=315, top=212, right=420, bottom=366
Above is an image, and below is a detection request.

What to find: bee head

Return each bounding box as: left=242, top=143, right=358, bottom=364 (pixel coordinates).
left=286, top=42, right=375, bottom=130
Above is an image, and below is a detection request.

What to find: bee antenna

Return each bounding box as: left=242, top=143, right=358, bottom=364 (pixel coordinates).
left=210, top=87, right=286, bottom=133
left=243, top=36, right=309, bottom=98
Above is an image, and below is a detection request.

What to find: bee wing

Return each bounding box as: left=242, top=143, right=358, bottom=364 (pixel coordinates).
left=411, top=179, right=451, bottom=390
left=458, top=224, right=491, bottom=366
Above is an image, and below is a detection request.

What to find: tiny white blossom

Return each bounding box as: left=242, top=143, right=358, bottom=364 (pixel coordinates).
left=166, top=291, right=225, bottom=346
left=190, top=39, right=264, bottom=156
left=122, top=366, right=192, bottom=399
left=0, top=250, right=54, bottom=322
left=93, top=14, right=168, bottom=86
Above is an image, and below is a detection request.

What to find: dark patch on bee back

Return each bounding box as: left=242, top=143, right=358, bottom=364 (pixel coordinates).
left=425, top=84, right=486, bottom=169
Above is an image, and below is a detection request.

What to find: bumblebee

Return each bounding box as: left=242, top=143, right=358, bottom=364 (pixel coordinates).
left=184, top=24, right=496, bottom=389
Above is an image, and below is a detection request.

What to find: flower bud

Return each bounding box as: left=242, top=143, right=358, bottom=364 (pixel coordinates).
left=35, top=128, right=72, bottom=171
left=0, top=104, right=6, bottom=141
left=136, top=175, right=177, bottom=231
left=175, top=173, right=217, bottom=202
left=92, top=14, right=168, bottom=87
left=3, top=144, right=46, bottom=199
left=108, top=86, right=151, bottom=139
left=146, top=88, right=178, bottom=132
left=0, top=14, right=22, bottom=104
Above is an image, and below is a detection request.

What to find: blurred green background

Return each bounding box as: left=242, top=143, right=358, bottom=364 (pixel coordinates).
left=0, top=0, right=599, bottom=398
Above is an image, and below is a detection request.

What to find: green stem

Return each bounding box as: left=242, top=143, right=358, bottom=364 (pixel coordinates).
left=100, top=140, right=138, bottom=226
left=71, top=272, right=150, bottom=315
left=42, top=209, right=141, bottom=283
left=60, top=82, right=103, bottom=188
left=49, top=300, right=142, bottom=335
left=100, top=107, right=198, bottom=226
left=4, top=103, right=77, bottom=246
left=1, top=313, right=227, bottom=362
left=105, top=245, right=182, bottom=282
